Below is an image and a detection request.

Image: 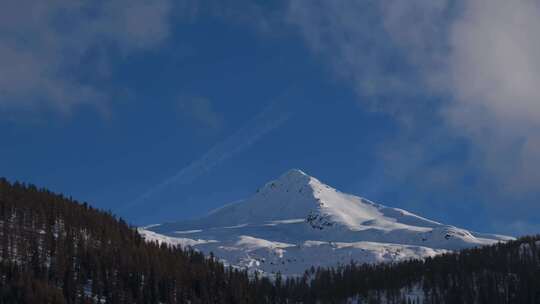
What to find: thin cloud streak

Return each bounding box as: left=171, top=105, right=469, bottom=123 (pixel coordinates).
left=124, top=100, right=291, bottom=212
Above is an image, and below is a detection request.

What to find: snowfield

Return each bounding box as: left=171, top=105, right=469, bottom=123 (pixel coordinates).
left=140, top=169, right=513, bottom=276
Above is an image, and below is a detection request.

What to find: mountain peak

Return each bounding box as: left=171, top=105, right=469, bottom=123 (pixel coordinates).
left=258, top=169, right=322, bottom=198
left=283, top=168, right=309, bottom=178
left=277, top=169, right=312, bottom=183
left=147, top=170, right=514, bottom=276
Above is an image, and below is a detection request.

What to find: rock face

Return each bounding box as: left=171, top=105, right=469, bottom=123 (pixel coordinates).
left=140, top=169, right=514, bottom=276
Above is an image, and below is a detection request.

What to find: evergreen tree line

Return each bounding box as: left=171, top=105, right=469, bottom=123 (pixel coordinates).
left=0, top=178, right=278, bottom=303
left=272, top=235, right=540, bottom=303
left=1, top=177, right=539, bottom=303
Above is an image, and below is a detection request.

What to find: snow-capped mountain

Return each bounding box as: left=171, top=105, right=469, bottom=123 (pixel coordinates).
left=140, top=169, right=513, bottom=276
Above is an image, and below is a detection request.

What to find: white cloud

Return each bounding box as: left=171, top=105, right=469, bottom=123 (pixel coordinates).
left=288, top=2, right=397, bottom=101
left=287, top=0, right=540, bottom=196
left=0, top=0, right=172, bottom=115
left=445, top=0, right=540, bottom=193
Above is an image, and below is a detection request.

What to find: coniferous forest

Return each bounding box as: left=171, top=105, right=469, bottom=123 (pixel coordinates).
left=1, top=178, right=540, bottom=303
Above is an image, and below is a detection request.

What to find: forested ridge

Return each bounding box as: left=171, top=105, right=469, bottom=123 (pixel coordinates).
left=281, top=235, right=540, bottom=303
left=1, top=177, right=539, bottom=303
left=0, top=178, right=270, bottom=303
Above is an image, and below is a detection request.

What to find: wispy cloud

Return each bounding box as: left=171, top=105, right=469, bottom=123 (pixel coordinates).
left=444, top=0, right=540, bottom=193
left=0, top=0, right=173, bottom=116
left=124, top=100, right=291, bottom=211
left=287, top=1, right=447, bottom=113
left=287, top=0, right=540, bottom=195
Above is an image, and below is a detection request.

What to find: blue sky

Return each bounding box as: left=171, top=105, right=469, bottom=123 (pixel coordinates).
left=2, top=0, right=540, bottom=235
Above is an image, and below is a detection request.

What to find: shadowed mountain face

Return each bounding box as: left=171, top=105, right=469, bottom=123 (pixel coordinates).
left=142, top=169, right=513, bottom=276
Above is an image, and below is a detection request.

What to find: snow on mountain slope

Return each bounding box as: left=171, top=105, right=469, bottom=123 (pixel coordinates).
left=140, top=169, right=514, bottom=276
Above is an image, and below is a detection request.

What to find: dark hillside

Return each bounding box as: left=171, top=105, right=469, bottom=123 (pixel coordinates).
left=0, top=178, right=269, bottom=304
left=275, top=235, right=540, bottom=303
